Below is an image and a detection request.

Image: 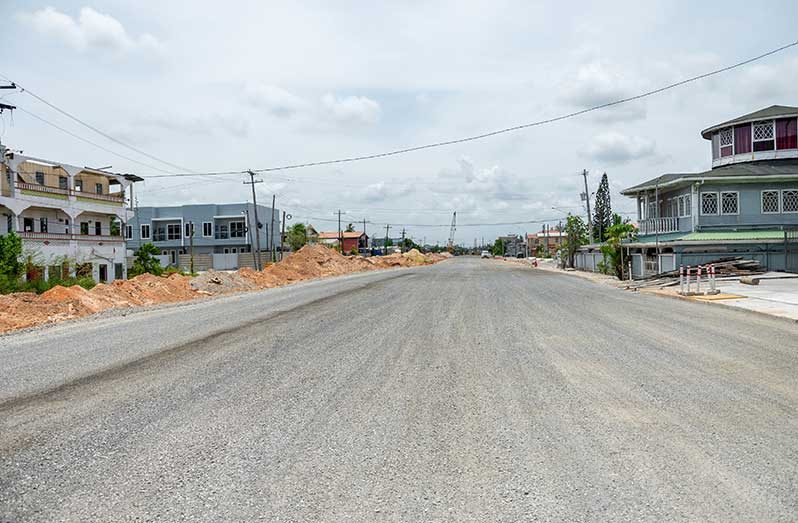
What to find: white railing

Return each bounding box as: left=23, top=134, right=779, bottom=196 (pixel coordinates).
left=18, top=231, right=124, bottom=243
left=639, top=217, right=679, bottom=235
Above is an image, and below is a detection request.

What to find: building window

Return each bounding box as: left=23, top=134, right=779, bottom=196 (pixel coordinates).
left=230, top=221, right=245, bottom=238
left=776, top=118, right=798, bottom=150
left=202, top=222, right=213, bottom=237
left=683, top=194, right=691, bottom=217
left=700, top=192, right=718, bottom=215
left=783, top=190, right=798, bottom=213
left=720, top=191, right=739, bottom=215
left=676, top=195, right=691, bottom=218
left=80, top=222, right=89, bottom=235
left=140, top=224, right=151, bottom=239
left=74, top=179, right=83, bottom=192
left=125, top=225, right=133, bottom=239
left=35, top=171, right=45, bottom=185
left=734, top=124, right=752, bottom=154
left=753, top=120, right=775, bottom=152
left=40, top=217, right=48, bottom=233
left=95, top=183, right=103, bottom=194
left=762, top=190, right=780, bottom=214
left=719, top=128, right=733, bottom=157
left=95, top=222, right=102, bottom=236
left=216, top=224, right=229, bottom=239
left=59, top=176, right=68, bottom=190
left=167, top=223, right=181, bottom=240
left=185, top=222, right=194, bottom=238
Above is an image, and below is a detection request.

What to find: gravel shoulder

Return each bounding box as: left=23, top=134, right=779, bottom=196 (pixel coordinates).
left=1, top=258, right=797, bottom=522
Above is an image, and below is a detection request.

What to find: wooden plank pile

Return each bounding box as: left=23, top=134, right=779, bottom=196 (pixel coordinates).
left=627, top=257, right=763, bottom=289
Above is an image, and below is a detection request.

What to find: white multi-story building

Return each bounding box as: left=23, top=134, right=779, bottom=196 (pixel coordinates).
left=0, top=143, right=141, bottom=282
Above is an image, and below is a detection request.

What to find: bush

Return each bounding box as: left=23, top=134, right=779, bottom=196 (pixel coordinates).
left=129, top=243, right=163, bottom=277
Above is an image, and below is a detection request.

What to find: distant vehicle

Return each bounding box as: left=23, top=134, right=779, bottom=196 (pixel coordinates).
left=481, top=250, right=491, bottom=258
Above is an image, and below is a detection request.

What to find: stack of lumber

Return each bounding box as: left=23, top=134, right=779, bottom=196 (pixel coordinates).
left=627, top=257, right=763, bottom=289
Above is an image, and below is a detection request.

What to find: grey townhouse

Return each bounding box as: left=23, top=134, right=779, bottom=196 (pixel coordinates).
left=126, top=203, right=280, bottom=270
left=577, top=105, right=798, bottom=277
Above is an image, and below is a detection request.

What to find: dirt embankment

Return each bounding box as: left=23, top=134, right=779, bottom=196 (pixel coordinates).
left=0, top=245, right=448, bottom=333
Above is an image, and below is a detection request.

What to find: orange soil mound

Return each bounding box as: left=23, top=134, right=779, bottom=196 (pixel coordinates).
left=0, top=245, right=448, bottom=334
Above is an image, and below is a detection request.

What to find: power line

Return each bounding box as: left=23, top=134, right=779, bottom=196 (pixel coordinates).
left=110, top=39, right=798, bottom=178
left=289, top=212, right=636, bottom=228
left=15, top=107, right=178, bottom=175
left=0, top=74, right=198, bottom=174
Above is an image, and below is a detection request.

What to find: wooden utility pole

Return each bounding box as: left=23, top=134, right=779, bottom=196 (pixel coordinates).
left=400, top=228, right=406, bottom=253
left=384, top=224, right=391, bottom=255
left=337, top=210, right=343, bottom=254
left=581, top=169, right=594, bottom=244
left=270, top=194, right=276, bottom=263
left=188, top=221, right=194, bottom=274
left=280, top=210, right=286, bottom=261
left=363, top=218, right=367, bottom=254
left=244, top=171, right=263, bottom=270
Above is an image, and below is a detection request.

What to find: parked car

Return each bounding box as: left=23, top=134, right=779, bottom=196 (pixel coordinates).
left=481, top=250, right=491, bottom=258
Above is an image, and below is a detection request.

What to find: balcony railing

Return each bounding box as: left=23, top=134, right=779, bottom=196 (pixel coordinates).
left=639, top=217, right=679, bottom=236
left=14, top=182, right=125, bottom=204
left=18, top=231, right=124, bottom=243
left=15, top=181, right=70, bottom=198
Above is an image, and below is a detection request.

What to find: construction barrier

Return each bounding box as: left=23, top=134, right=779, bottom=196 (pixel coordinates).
left=679, top=264, right=719, bottom=296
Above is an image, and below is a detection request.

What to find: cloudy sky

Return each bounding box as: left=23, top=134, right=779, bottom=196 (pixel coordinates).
left=2, top=1, right=797, bottom=244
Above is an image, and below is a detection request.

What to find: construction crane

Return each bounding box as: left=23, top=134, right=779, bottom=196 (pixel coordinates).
left=447, top=211, right=457, bottom=252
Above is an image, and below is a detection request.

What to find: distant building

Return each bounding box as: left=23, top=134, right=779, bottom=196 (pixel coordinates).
left=0, top=145, right=141, bottom=282
left=497, top=234, right=526, bottom=257
left=527, top=230, right=565, bottom=254
left=126, top=203, right=279, bottom=268
left=317, top=231, right=368, bottom=253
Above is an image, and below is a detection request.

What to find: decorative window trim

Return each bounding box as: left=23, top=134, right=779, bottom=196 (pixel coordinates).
left=720, top=191, right=740, bottom=216
left=782, top=189, right=798, bottom=214
left=761, top=190, right=780, bottom=214
left=140, top=223, right=151, bottom=240
left=753, top=120, right=774, bottom=142
left=719, top=127, right=733, bottom=146
left=700, top=192, right=719, bottom=216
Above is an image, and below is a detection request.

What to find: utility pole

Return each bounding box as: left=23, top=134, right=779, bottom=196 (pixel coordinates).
left=401, top=228, right=406, bottom=253
left=384, top=224, right=391, bottom=255
left=244, top=171, right=263, bottom=270
left=581, top=169, right=594, bottom=244
left=244, top=208, right=255, bottom=267
left=363, top=218, right=367, bottom=254
left=188, top=221, right=195, bottom=274
left=270, top=194, right=276, bottom=263
left=337, top=209, right=343, bottom=254
left=280, top=210, right=286, bottom=261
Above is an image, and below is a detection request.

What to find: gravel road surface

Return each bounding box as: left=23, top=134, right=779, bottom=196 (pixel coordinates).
left=1, top=258, right=797, bottom=522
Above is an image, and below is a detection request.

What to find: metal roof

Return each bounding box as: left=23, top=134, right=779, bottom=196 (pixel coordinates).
left=681, top=230, right=785, bottom=241
left=318, top=231, right=367, bottom=239
left=700, top=105, right=798, bottom=139
left=621, top=159, right=798, bottom=195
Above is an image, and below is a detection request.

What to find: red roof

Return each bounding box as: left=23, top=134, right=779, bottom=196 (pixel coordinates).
left=318, top=231, right=366, bottom=239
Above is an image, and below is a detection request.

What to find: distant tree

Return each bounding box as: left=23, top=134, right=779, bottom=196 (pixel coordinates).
left=286, top=223, right=308, bottom=251
left=593, top=172, right=612, bottom=242
left=562, top=215, right=588, bottom=268
left=345, top=223, right=355, bottom=232
left=129, top=243, right=163, bottom=277
left=491, top=238, right=505, bottom=256
left=599, top=214, right=637, bottom=279
left=384, top=238, right=393, bottom=247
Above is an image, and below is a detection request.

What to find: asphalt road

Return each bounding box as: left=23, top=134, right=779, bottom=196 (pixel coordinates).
left=2, top=258, right=797, bottom=522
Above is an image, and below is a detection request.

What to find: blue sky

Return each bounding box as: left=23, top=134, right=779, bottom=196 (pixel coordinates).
left=2, top=1, right=798, bottom=243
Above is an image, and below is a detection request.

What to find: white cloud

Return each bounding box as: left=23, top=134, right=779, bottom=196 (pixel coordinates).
left=562, top=61, right=646, bottom=122
left=357, top=182, right=414, bottom=202
left=243, top=83, right=307, bottom=117
left=320, top=94, right=380, bottom=125
left=584, top=132, right=656, bottom=164
left=19, top=6, right=160, bottom=54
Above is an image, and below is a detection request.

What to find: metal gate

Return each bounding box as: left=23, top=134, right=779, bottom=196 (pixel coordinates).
left=786, top=229, right=798, bottom=273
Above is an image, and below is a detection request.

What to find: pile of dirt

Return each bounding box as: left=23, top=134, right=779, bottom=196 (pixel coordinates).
left=190, top=270, right=259, bottom=295
left=0, top=244, right=450, bottom=334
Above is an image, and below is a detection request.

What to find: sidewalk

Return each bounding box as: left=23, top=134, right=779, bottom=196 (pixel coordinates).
left=531, top=259, right=798, bottom=323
